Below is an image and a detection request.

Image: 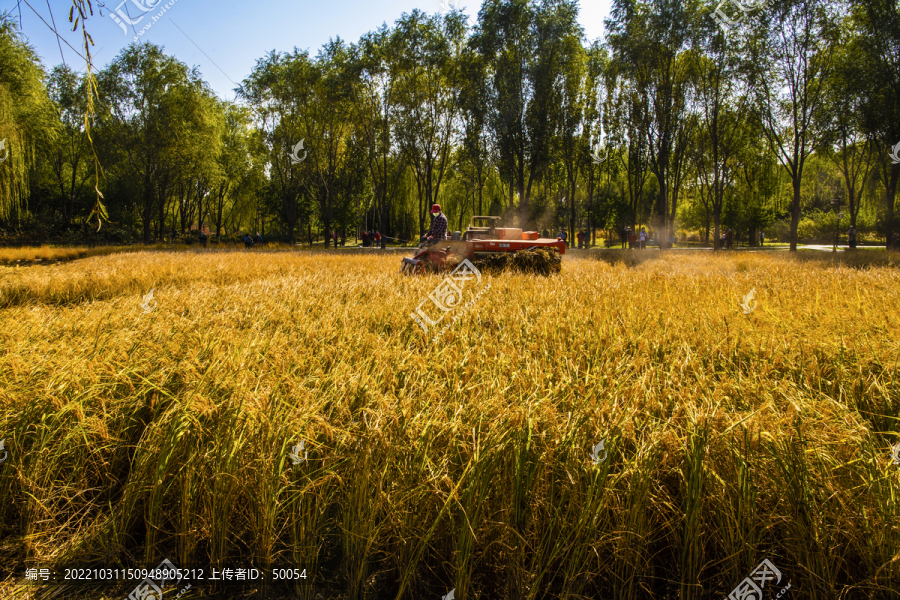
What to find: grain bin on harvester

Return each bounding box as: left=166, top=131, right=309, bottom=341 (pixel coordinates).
left=400, top=216, right=565, bottom=276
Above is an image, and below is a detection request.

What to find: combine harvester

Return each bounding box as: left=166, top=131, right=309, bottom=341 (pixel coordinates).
left=400, top=216, right=565, bottom=276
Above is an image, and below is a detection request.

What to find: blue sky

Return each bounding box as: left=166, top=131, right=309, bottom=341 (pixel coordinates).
left=2, top=0, right=613, bottom=100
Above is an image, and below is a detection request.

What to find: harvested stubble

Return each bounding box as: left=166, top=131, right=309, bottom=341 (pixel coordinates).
left=0, top=249, right=899, bottom=600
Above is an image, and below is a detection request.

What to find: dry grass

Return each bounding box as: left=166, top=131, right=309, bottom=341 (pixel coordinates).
left=0, top=244, right=134, bottom=263
left=0, top=249, right=898, bottom=599
left=0, top=242, right=307, bottom=264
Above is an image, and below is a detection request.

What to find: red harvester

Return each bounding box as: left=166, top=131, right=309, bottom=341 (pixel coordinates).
left=400, top=216, right=565, bottom=275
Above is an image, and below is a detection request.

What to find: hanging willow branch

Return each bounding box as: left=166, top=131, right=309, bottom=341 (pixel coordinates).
left=69, top=0, right=113, bottom=231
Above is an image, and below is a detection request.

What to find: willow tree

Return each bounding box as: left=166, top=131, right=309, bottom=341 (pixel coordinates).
left=210, top=101, right=255, bottom=237
left=97, top=42, right=214, bottom=244
left=47, top=66, right=94, bottom=226
left=0, top=16, right=58, bottom=221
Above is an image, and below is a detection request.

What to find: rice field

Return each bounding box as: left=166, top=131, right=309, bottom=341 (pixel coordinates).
left=0, top=245, right=131, bottom=264
left=0, top=249, right=899, bottom=600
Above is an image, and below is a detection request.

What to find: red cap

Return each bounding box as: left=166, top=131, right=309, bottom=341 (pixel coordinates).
left=431, top=204, right=441, bottom=213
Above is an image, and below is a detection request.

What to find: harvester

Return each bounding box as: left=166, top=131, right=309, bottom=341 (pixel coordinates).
left=400, top=216, right=565, bottom=276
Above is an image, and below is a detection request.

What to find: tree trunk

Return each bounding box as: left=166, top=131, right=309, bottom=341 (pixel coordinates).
left=657, top=181, right=668, bottom=250
left=142, top=201, right=152, bottom=245
left=884, top=164, right=899, bottom=250
left=518, top=157, right=526, bottom=224
left=713, top=213, right=721, bottom=252
left=789, top=177, right=801, bottom=252
left=704, top=208, right=710, bottom=245
left=142, top=176, right=153, bottom=245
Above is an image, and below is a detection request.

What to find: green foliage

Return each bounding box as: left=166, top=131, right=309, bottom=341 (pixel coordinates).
left=0, top=16, right=59, bottom=220
left=1, top=0, right=897, bottom=250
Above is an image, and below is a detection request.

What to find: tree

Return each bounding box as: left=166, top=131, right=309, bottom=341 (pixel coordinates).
left=301, top=39, right=359, bottom=248
left=211, top=102, right=255, bottom=236
left=0, top=16, right=58, bottom=221
left=392, top=10, right=463, bottom=236
left=690, top=29, right=748, bottom=249
left=580, top=41, right=607, bottom=246
left=473, top=0, right=534, bottom=221
left=748, top=0, right=840, bottom=251
left=458, top=39, right=491, bottom=220
left=171, top=87, right=222, bottom=235
left=46, top=65, right=93, bottom=226
left=850, top=0, right=900, bottom=248
left=821, top=32, right=875, bottom=231
left=239, top=49, right=313, bottom=245
left=353, top=25, right=408, bottom=248
left=606, top=0, right=695, bottom=248
left=97, top=43, right=212, bottom=244
left=540, top=0, right=585, bottom=242
left=606, top=71, right=651, bottom=233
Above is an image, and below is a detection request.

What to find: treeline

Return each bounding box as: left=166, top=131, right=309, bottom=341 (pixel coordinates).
left=0, top=0, right=898, bottom=249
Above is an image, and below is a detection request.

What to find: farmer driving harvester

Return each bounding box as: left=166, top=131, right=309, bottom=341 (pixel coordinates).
left=422, top=204, right=448, bottom=245
left=402, top=205, right=567, bottom=276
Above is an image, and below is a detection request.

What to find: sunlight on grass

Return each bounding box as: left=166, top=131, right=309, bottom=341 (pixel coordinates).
left=0, top=244, right=133, bottom=262
left=0, top=250, right=898, bottom=599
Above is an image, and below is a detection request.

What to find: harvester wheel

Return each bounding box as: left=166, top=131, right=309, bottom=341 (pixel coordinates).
left=401, top=260, right=425, bottom=276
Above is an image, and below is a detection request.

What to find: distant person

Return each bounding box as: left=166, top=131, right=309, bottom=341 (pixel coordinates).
left=558, top=229, right=568, bottom=247
left=893, top=231, right=900, bottom=251
left=362, top=231, right=369, bottom=247
left=726, top=229, right=733, bottom=249
left=639, top=228, right=647, bottom=250
left=542, top=228, right=549, bottom=239
left=332, top=230, right=338, bottom=248
left=375, top=231, right=382, bottom=245
left=425, top=204, right=448, bottom=244
left=576, top=230, right=584, bottom=249
left=254, top=232, right=263, bottom=246
left=243, top=234, right=253, bottom=248
left=848, top=226, right=857, bottom=250
left=199, top=230, right=208, bottom=248
left=621, top=227, right=628, bottom=249
left=628, top=229, right=636, bottom=250
left=759, top=231, right=765, bottom=246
